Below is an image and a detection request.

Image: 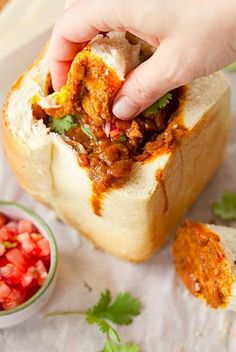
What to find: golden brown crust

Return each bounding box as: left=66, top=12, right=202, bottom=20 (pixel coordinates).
left=173, top=220, right=233, bottom=308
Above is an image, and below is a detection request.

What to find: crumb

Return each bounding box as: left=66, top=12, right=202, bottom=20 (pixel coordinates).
left=83, top=281, right=92, bottom=292
left=194, top=281, right=201, bottom=292
left=56, top=218, right=63, bottom=224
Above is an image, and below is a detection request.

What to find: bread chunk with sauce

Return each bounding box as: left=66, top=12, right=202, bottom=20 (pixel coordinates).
left=173, top=221, right=236, bottom=310
left=2, top=31, right=231, bottom=261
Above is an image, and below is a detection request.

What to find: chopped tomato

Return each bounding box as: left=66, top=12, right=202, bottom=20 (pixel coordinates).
left=0, top=243, right=6, bottom=256
left=37, top=238, right=50, bottom=256
left=18, top=220, right=35, bottom=234
left=6, top=248, right=26, bottom=268
left=17, top=232, right=30, bottom=243
left=0, top=212, right=51, bottom=311
left=2, top=289, right=25, bottom=310
left=0, top=263, right=13, bottom=277
left=35, top=260, right=48, bottom=285
left=0, top=226, right=14, bottom=242
left=21, top=271, right=34, bottom=288
left=0, top=214, right=7, bottom=227
left=0, top=282, right=11, bottom=302
left=0, top=264, right=24, bottom=285
left=5, top=221, right=18, bottom=235
left=18, top=233, right=38, bottom=255
left=31, top=233, right=43, bottom=242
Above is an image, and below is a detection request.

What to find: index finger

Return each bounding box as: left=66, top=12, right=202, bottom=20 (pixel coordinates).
left=49, top=0, right=164, bottom=90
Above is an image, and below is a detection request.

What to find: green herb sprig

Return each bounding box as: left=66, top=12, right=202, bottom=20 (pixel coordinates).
left=225, top=62, right=236, bottom=72
left=212, top=192, right=236, bottom=221
left=143, top=92, right=172, bottom=117
left=48, top=115, right=77, bottom=135
left=46, top=290, right=141, bottom=352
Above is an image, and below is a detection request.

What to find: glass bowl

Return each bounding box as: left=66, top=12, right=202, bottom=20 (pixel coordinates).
left=0, top=200, right=58, bottom=328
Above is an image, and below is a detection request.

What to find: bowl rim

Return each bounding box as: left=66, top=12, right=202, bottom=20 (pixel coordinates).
left=0, top=200, right=58, bottom=316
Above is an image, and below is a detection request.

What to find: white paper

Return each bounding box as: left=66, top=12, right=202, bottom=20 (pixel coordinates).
left=1, top=15, right=236, bottom=352
left=0, top=0, right=64, bottom=60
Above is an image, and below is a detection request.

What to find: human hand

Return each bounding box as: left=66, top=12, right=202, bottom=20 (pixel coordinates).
left=49, top=0, right=236, bottom=119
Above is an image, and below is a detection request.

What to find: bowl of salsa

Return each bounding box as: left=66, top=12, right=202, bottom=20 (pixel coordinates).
left=0, top=200, right=58, bottom=328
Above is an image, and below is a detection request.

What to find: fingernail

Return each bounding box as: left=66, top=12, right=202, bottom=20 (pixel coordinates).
left=112, top=96, right=140, bottom=120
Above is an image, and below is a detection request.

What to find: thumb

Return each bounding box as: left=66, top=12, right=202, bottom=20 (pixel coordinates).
left=112, top=40, right=189, bottom=120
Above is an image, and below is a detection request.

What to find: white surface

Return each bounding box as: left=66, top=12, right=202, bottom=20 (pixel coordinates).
left=0, top=0, right=64, bottom=60
left=1, top=11, right=236, bottom=352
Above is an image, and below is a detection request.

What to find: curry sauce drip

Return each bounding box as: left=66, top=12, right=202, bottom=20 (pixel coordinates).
left=173, top=221, right=234, bottom=308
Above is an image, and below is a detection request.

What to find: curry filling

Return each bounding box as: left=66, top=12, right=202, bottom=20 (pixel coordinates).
left=33, top=45, right=182, bottom=196
left=173, top=221, right=233, bottom=309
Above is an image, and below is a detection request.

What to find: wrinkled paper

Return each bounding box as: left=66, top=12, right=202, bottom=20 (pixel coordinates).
left=1, top=20, right=236, bottom=352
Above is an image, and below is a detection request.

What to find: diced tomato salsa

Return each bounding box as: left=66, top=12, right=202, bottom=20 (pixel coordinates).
left=0, top=213, right=51, bottom=311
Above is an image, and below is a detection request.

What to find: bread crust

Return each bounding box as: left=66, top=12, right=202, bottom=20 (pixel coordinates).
left=1, top=50, right=231, bottom=262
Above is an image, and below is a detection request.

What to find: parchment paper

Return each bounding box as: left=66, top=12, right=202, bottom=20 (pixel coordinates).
left=1, top=11, right=236, bottom=352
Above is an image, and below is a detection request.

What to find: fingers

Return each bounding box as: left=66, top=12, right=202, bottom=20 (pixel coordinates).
left=50, top=0, right=121, bottom=90
left=113, top=40, right=190, bottom=119
left=49, top=0, right=164, bottom=91
left=49, top=34, right=87, bottom=91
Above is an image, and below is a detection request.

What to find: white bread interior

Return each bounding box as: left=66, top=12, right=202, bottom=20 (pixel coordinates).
left=208, top=224, right=236, bottom=273
left=89, top=31, right=140, bottom=79
left=2, top=33, right=231, bottom=262
left=207, top=224, right=236, bottom=310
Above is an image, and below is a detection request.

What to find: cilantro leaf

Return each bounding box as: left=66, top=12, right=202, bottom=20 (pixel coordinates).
left=212, top=192, right=236, bottom=220
left=46, top=290, right=141, bottom=351
left=86, top=314, right=119, bottom=341
left=157, top=93, right=172, bottom=109
left=87, top=290, right=112, bottom=316
left=48, top=115, right=77, bottom=135
left=119, top=134, right=127, bottom=142
left=143, top=101, right=160, bottom=116
left=86, top=315, right=111, bottom=334
left=143, top=93, right=172, bottom=116
left=102, top=339, right=140, bottom=352
left=117, top=344, right=140, bottom=352
left=86, top=291, right=141, bottom=325
left=225, top=61, right=236, bottom=72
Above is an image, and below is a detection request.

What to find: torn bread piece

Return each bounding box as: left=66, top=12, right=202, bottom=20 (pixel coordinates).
left=173, top=221, right=236, bottom=310
left=2, top=31, right=231, bottom=262
left=37, top=32, right=140, bottom=123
